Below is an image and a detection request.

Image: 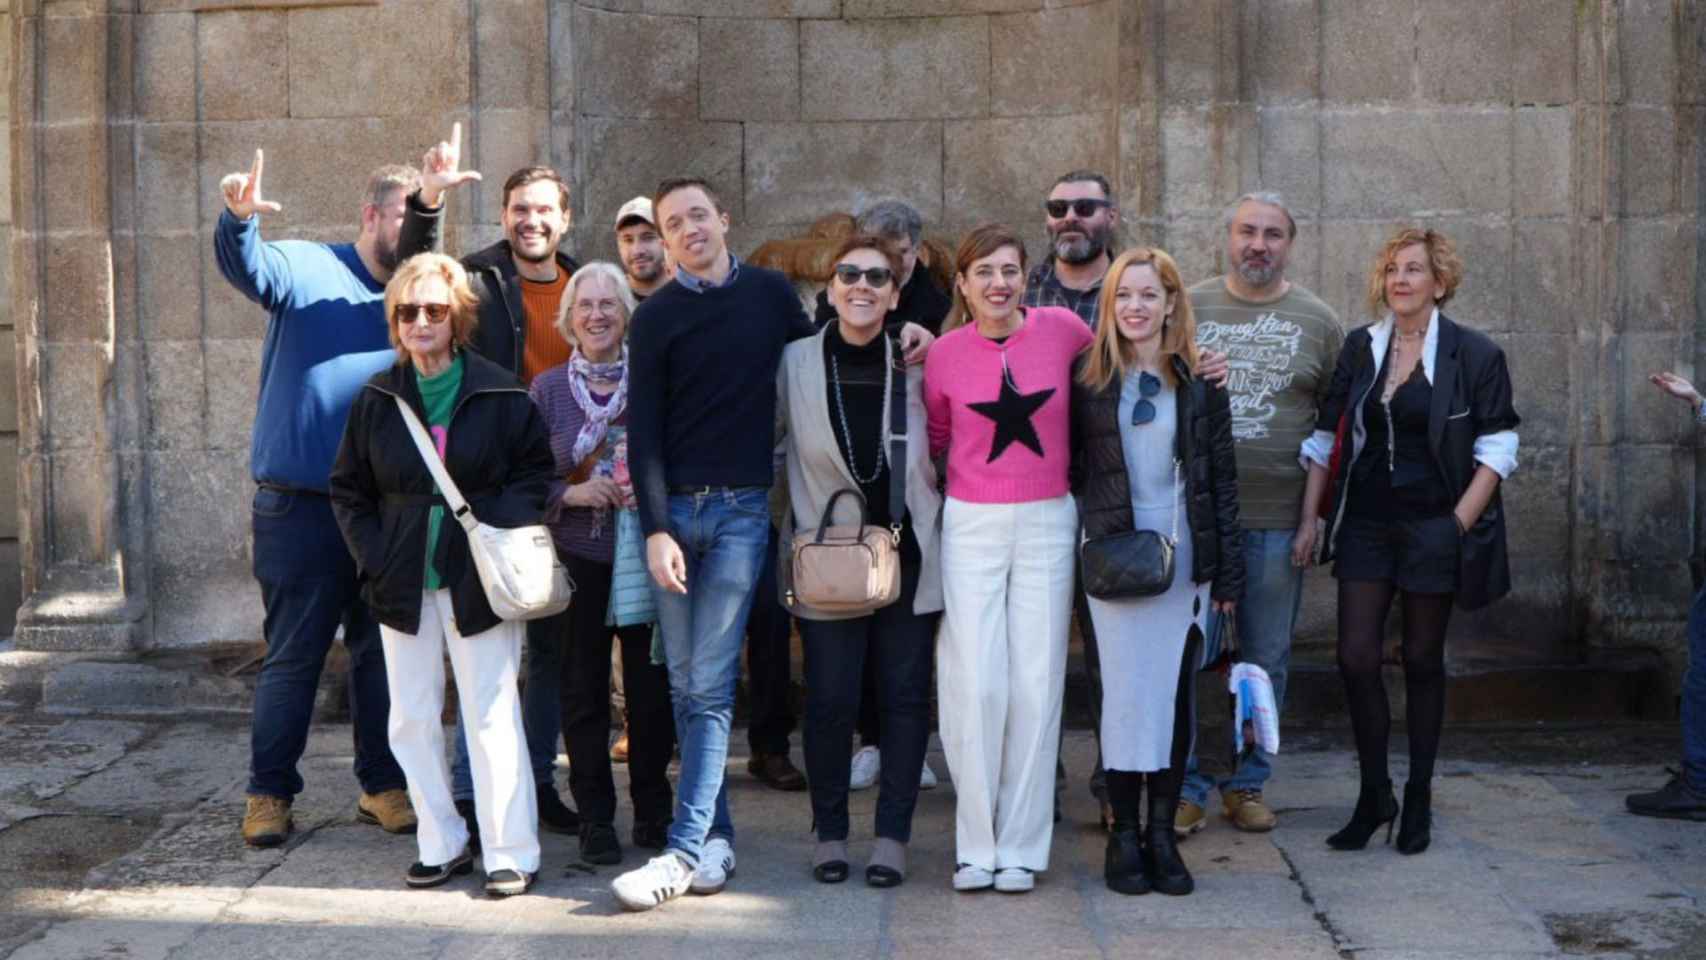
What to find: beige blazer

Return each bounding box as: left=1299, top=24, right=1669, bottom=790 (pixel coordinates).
left=775, top=327, right=944, bottom=621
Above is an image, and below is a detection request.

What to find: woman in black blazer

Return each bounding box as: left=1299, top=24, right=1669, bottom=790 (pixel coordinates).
left=1299, top=228, right=1519, bottom=856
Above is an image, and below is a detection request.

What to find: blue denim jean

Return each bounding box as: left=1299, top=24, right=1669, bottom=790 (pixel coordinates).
left=653, top=486, right=770, bottom=866
left=1683, top=580, right=1706, bottom=792
left=1183, top=528, right=1302, bottom=805
left=248, top=487, right=404, bottom=800
left=449, top=623, right=561, bottom=802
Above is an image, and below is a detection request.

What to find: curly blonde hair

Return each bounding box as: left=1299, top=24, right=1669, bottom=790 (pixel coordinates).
left=1366, top=227, right=1464, bottom=316
left=384, top=253, right=480, bottom=363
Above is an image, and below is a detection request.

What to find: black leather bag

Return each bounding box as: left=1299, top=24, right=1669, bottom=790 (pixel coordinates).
left=1079, top=459, right=1180, bottom=601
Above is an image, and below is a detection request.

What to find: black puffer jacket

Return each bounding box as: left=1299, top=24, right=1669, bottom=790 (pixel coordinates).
left=329, top=350, right=554, bottom=636
left=1070, top=354, right=1246, bottom=603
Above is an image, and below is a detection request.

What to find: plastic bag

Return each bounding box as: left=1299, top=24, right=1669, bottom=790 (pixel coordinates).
left=1229, top=662, right=1280, bottom=756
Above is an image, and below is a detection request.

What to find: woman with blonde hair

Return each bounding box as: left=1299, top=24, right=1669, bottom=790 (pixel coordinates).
left=330, top=252, right=554, bottom=895
left=1071, top=247, right=1243, bottom=896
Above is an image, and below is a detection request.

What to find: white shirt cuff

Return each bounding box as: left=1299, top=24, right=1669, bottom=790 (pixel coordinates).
left=1473, top=430, right=1519, bottom=479
left=1299, top=429, right=1336, bottom=471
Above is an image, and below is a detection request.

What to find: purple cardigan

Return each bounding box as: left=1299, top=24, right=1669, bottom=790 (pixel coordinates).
left=528, top=362, right=631, bottom=565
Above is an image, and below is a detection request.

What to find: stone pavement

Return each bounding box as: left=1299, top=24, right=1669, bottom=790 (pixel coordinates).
left=0, top=712, right=1703, bottom=960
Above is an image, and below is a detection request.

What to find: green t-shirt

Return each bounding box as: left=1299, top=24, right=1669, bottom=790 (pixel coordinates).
left=1188, top=278, right=1344, bottom=530
left=415, top=355, right=464, bottom=591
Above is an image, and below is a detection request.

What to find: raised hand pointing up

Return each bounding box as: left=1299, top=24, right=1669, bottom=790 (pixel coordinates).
left=219, top=149, right=283, bottom=221
left=419, top=121, right=483, bottom=210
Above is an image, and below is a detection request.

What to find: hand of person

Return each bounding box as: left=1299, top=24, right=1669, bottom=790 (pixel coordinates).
left=1649, top=371, right=1702, bottom=406
left=1213, top=599, right=1237, bottom=615
left=898, top=322, right=935, bottom=366
left=646, top=532, right=688, bottom=594
left=562, top=477, right=622, bottom=509
left=1452, top=506, right=1475, bottom=537
left=1198, top=348, right=1231, bottom=388
left=220, top=149, right=283, bottom=220
left=1290, top=522, right=1318, bottom=568
left=418, top=121, right=483, bottom=210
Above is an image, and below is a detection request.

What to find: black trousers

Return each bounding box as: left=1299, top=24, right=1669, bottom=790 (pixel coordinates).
left=556, top=552, right=675, bottom=826
left=799, top=563, right=938, bottom=843
left=746, top=524, right=797, bottom=755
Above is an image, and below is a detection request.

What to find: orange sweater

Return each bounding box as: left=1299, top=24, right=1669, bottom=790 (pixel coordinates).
left=519, top=271, right=572, bottom=385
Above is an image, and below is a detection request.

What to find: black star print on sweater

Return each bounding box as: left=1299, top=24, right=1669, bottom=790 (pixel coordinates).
left=967, top=372, right=1055, bottom=463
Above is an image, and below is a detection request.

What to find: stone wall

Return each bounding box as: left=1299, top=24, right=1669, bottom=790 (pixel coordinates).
left=4, top=1, right=1703, bottom=701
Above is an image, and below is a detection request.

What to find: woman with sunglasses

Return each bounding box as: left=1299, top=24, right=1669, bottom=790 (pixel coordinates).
left=923, top=224, right=1093, bottom=894
left=330, top=252, right=554, bottom=896
left=1070, top=247, right=1243, bottom=897
left=778, top=234, right=945, bottom=888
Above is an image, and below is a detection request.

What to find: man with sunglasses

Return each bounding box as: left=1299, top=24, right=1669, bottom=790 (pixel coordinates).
left=1026, top=170, right=1122, bottom=327
left=213, top=150, right=419, bottom=847
left=1180, top=191, right=1344, bottom=837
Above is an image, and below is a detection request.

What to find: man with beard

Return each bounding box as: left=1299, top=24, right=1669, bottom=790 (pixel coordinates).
left=616, top=196, right=668, bottom=300
left=214, top=151, right=419, bottom=846
left=1024, top=170, right=1121, bottom=327
left=395, top=123, right=585, bottom=843
left=1180, top=191, right=1343, bottom=836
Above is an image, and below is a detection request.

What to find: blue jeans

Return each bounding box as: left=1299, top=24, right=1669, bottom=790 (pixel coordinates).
left=1183, top=528, right=1301, bottom=804
left=449, top=623, right=561, bottom=802
left=1683, top=581, right=1706, bottom=791
left=653, top=487, right=769, bottom=865
left=248, top=488, right=404, bottom=800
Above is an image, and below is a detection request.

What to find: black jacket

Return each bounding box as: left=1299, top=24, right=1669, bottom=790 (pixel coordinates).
left=329, top=350, right=554, bottom=636
left=397, top=190, right=580, bottom=375
left=1071, top=354, right=1246, bottom=603
left=813, top=266, right=951, bottom=336
left=1315, top=313, right=1519, bottom=611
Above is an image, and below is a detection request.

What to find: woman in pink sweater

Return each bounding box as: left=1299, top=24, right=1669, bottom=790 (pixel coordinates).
left=923, top=224, right=1093, bottom=894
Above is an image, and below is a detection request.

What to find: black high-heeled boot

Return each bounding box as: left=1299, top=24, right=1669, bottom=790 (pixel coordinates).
left=1396, top=780, right=1431, bottom=855
left=1326, top=779, right=1399, bottom=850
left=1144, top=769, right=1194, bottom=896
left=1102, top=770, right=1149, bottom=895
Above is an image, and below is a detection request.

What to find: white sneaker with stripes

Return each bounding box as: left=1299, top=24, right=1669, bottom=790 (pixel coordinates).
left=611, top=851, right=694, bottom=912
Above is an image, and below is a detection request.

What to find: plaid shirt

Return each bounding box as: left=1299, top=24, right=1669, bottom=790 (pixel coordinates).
left=1022, top=259, right=1101, bottom=329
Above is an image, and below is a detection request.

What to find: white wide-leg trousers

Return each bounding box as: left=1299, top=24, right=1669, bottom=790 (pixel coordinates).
left=380, top=589, right=540, bottom=874
left=937, top=494, right=1076, bottom=873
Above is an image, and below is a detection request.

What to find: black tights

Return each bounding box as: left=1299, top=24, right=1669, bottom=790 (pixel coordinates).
left=1336, top=579, right=1452, bottom=787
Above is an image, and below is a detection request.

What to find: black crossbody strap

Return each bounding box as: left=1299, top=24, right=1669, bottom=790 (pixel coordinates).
left=886, top=336, right=907, bottom=534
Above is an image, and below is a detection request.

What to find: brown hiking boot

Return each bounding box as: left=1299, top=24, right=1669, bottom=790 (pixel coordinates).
left=610, top=727, right=631, bottom=764
left=1222, top=788, right=1277, bottom=832
left=243, top=794, right=293, bottom=847
left=1174, top=797, right=1206, bottom=838
left=357, top=789, right=419, bottom=834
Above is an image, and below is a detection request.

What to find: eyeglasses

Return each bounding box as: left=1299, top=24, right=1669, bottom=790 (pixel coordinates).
left=832, top=264, right=895, bottom=288
left=1131, top=371, right=1161, bottom=425
left=1045, top=198, right=1113, bottom=219
left=394, top=303, right=450, bottom=325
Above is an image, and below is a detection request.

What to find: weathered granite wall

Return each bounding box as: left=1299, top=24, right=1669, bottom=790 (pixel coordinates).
left=3, top=1, right=1702, bottom=703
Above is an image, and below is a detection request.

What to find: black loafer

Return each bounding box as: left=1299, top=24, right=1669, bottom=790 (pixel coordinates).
left=813, top=860, right=849, bottom=884
left=579, top=821, right=622, bottom=865
left=404, top=849, right=473, bottom=889
left=632, top=818, right=671, bottom=851
left=865, top=864, right=903, bottom=888
left=537, top=786, right=581, bottom=835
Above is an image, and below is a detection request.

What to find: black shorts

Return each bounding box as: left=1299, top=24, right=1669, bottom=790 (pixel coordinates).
left=1331, top=512, right=1459, bottom=595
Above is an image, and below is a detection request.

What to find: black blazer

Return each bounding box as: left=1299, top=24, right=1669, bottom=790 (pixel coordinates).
left=1071, top=354, right=1246, bottom=604
left=1316, top=312, right=1520, bottom=610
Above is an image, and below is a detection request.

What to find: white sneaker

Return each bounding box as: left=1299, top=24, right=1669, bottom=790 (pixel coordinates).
left=611, top=851, right=693, bottom=912
left=690, top=837, right=736, bottom=895
left=994, top=867, right=1034, bottom=893
left=952, top=863, right=994, bottom=891
left=919, top=760, right=938, bottom=790
left=849, top=745, right=880, bottom=791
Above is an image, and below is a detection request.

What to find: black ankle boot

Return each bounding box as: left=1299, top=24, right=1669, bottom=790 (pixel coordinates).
left=1102, top=771, right=1149, bottom=895
left=1144, top=770, right=1193, bottom=896
left=1326, top=779, right=1398, bottom=851
left=1396, top=780, right=1431, bottom=855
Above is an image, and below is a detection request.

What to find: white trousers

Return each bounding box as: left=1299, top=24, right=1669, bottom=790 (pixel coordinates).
left=381, top=589, right=540, bottom=874
left=937, top=494, right=1076, bottom=872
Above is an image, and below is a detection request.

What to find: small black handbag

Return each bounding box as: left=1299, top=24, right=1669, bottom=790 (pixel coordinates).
left=1079, top=459, right=1180, bottom=601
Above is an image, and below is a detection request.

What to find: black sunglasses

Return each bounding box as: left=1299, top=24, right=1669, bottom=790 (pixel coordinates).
left=832, top=264, right=895, bottom=288
left=1131, top=371, right=1161, bottom=426
left=1045, top=198, right=1113, bottom=219
left=394, top=302, right=450, bottom=325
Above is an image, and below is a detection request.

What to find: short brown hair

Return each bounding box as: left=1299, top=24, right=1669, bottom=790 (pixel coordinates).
left=942, top=224, right=1028, bottom=333
left=502, top=166, right=570, bottom=214
left=365, top=164, right=420, bottom=209
left=828, top=233, right=904, bottom=284
left=384, top=253, right=481, bottom=363
left=653, top=177, right=724, bottom=218
left=1080, top=247, right=1199, bottom=391
left=1366, top=227, right=1464, bottom=315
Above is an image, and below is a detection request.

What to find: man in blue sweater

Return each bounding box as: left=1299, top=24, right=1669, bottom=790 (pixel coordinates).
left=213, top=149, right=419, bottom=847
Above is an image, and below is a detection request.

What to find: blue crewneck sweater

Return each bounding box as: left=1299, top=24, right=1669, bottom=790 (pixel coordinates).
left=627, top=262, right=813, bottom=535
left=213, top=210, right=397, bottom=493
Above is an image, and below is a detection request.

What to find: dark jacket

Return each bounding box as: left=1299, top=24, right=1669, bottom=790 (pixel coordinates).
left=397, top=190, right=580, bottom=375
left=1071, top=354, right=1246, bottom=603
left=1315, top=313, right=1519, bottom=611
left=329, top=350, right=554, bottom=636
left=812, top=266, right=952, bottom=336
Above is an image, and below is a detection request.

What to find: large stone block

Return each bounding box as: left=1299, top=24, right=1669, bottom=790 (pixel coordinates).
left=1417, top=0, right=1512, bottom=104
left=1512, top=221, right=1576, bottom=336
left=576, top=117, right=744, bottom=233
left=42, top=342, right=108, bottom=454
left=136, top=235, right=203, bottom=342
left=146, top=447, right=257, bottom=648
left=1318, top=219, right=1398, bottom=324
left=1159, top=105, right=1257, bottom=219
left=135, top=124, right=198, bottom=235
left=201, top=339, right=260, bottom=452
left=1513, top=0, right=1577, bottom=104
left=40, top=235, right=114, bottom=344
left=575, top=6, right=698, bottom=120
left=1616, top=106, right=1678, bottom=216
left=46, top=451, right=118, bottom=567
left=38, top=123, right=109, bottom=232
left=587, top=0, right=837, bottom=14
left=0, top=329, right=14, bottom=434
left=197, top=10, right=287, bottom=122
left=943, top=113, right=1117, bottom=235
left=1422, top=219, right=1512, bottom=334
left=1513, top=107, right=1573, bottom=217
left=1610, top=332, right=1692, bottom=446
left=287, top=1, right=468, bottom=120
left=1591, top=444, right=1692, bottom=562
left=801, top=18, right=988, bottom=121
left=1321, top=0, right=1412, bottom=102
left=1256, top=106, right=1321, bottom=216
left=134, top=13, right=195, bottom=121
left=1618, top=0, right=1676, bottom=105
left=469, top=109, right=550, bottom=222
left=1118, top=104, right=1158, bottom=219
left=990, top=3, right=1118, bottom=116
left=1249, top=0, right=1319, bottom=103
left=1496, top=332, right=1570, bottom=448
left=0, top=541, right=18, bottom=638
left=699, top=18, right=798, bottom=122
left=1501, top=443, right=1570, bottom=560
left=475, top=0, right=549, bottom=110
left=1613, top=219, right=1696, bottom=333
left=37, top=14, right=104, bottom=123
left=1320, top=110, right=1512, bottom=218
left=744, top=122, right=943, bottom=227
left=842, top=0, right=1029, bottom=13
left=142, top=340, right=204, bottom=450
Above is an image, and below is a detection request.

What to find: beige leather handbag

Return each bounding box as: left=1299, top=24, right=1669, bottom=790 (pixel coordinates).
left=785, top=489, right=902, bottom=614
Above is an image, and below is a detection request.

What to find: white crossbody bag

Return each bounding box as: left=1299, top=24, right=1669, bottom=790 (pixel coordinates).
left=394, top=397, right=574, bottom=621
